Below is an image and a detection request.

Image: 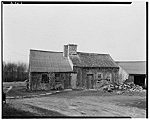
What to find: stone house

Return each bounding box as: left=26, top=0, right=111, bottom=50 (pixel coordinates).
left=29, top=44, right=119, bottom=90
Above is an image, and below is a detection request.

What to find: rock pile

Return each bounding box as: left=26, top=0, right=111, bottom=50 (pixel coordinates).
left=102, top=82, right=144, bottom=93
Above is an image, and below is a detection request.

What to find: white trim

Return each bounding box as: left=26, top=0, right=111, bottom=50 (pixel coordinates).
left=68, top=56, right=74, bottom=70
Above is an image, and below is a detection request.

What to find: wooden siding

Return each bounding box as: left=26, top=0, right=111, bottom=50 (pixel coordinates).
left=74, top=67, right=119, bottom=89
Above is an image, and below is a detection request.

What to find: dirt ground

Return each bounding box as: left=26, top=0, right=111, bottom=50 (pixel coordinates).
left=3, top=82, right=147, bottom=118
left=7, top=90, right=146, bottom=118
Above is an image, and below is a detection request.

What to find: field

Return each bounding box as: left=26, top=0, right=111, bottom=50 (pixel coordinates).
left=3, top=82, right=147, bottom=118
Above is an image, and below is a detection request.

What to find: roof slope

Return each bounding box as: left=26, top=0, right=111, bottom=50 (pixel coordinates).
left=116, top=61, right=146, bottom=74
left=29, top=50, right=73, bottom=72
left=69, top=52, right=119, bottom=68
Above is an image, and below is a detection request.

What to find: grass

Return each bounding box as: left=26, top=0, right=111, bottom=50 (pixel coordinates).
left=3, top=82, right=71, bottom=97
left=116, top=99, right=146, bottom=110
left=3, top=82, right=26, bottom=88
left=2, top=104, right=38, bottom=118
left=6, top=86, right=69, bottom=97
left=3, top=82, right=54, bottom=97
left=5, top=85, right=146, bottom=100
left=49, top=89, right=146, bottom=98
left=28, top=104, right=66, bottom=116
left=3, top=82, right=146, bottom=98
left=3, top=103, right=66, bottom=118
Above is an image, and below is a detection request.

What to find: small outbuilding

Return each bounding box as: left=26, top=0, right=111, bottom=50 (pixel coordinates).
left=116, top=61, right=146, bottom=88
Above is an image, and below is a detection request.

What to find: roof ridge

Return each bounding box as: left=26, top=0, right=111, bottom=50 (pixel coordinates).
left=30, top=49, right=110, bottom=55
left=78, top=51, right=109, bottom=55
left=30, top=49, right=63, bottom=53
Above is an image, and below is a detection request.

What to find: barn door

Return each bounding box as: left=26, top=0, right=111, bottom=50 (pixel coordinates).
left=87, top=74, right=94, bottom=89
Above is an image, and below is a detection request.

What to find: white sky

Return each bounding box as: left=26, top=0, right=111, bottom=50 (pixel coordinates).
left=3, top=1, right=146, bottom=63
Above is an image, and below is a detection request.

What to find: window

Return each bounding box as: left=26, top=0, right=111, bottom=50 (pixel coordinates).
left=98, top=74, right=102, bottom=79
left=55, top=74, right=61, bottom=83
left=41, top=74, right=49, bottom=83
left=97, top=73, right=102, bottom=83
left=106, top=74, right=111, bottom=82
left=55, top=74, right=60, bottom=78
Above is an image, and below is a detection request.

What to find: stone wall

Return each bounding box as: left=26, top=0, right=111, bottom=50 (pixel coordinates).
left=29, top=73, right=50, bottom=90
left=29, top=72, right=71, bottom=91
left=29, top=67, right=119, bottom=90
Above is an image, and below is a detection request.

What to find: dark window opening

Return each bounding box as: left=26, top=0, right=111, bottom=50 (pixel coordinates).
left=41, top=74, right=49, bottom=83
left=106, top=74, right=111, bottom=82
left=55, top=73, right=62, bottom=84
left=98, top=74, right=102, bottom=79
left=97, top=74, right=102, bottom=83
left=55, top=74, right=60, bottom=78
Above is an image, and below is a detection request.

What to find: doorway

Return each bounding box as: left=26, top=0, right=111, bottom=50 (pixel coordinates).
left=87, top=74, right=94, bottom=89
left=134, top=75, right=145, bottom=87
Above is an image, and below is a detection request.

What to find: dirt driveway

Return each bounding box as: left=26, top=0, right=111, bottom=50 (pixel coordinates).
left=7, top=90, right=146, bottom=118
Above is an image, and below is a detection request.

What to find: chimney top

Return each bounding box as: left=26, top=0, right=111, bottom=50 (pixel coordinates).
left=68, top=44, right=77, bottom=46
left=68, top=44, right=77, bottom=55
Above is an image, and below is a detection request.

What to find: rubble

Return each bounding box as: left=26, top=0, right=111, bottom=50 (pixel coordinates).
left=116, top=91, right=122, bottom=94
left=102, top=82, right=144, bottom=93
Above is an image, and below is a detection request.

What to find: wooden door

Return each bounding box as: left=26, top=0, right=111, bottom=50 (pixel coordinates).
left=71, top=73, right=77, bottom=89
left=87, top=74, right=94, bottom=89
left=64, top=74, right=68, bottom=89
left=64, top=74, right=71, bottom=89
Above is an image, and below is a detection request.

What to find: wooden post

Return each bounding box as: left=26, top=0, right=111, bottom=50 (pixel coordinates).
left=29, top=72, right=32, bottom=91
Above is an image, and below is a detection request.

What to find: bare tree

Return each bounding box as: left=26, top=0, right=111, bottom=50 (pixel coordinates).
left=3, top=61, right=29, bottom=82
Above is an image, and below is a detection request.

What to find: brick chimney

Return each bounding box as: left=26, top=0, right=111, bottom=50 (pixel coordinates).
left=63, top=44, right=77, bottom=57
left=68, top=44, right=77, bottom=55
left=63, top=45, right=68, bottom=57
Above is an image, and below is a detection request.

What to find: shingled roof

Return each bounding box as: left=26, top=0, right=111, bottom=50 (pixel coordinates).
left=116, top=61, right=146, bottom=75
left=29, top=50, right=73, bottom=72
left=29, top=49, right=119, bottom=73
left=69, top=52, right=119, bottom=68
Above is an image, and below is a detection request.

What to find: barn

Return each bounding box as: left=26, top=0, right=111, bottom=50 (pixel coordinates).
left=116, top=61, right=146, bottom=88
left=29, top=44, right=119, bottom=90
